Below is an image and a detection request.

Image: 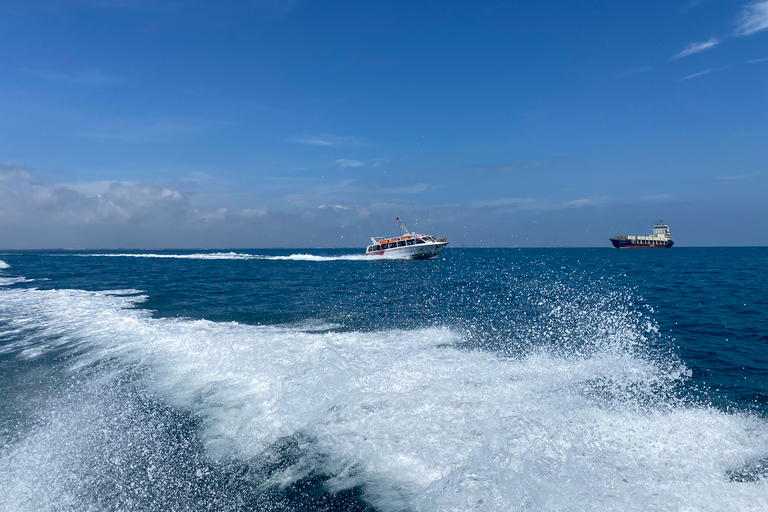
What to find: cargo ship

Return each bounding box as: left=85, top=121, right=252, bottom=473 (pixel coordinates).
left=610, top=222, right=674, bottom=248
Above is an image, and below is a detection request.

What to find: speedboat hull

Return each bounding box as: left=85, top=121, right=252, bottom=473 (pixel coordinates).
left=365, top=241, right=447, bottom=259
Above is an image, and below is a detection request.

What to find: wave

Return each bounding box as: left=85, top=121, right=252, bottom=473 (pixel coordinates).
left=79, top=252, right=262, bottom=260
left=0, top=260, right=9, bottom=269
left=78, top=252, right=414, bottom=262
left=1, top=287, right=767, bottom=511
left=260, top=253, right=410, bottom=262
left=0, top=277, right=34, bottom=287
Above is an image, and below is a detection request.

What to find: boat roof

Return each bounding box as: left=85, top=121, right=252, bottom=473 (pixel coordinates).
left=371, top=233, right=429, bottom=243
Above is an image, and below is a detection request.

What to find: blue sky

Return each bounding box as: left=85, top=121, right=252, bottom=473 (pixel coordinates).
left=1, top=0, right=766, bottom=248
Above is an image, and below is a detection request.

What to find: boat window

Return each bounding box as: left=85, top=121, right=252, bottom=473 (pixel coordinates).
left=406, top=239, right=414, bottom=245
left=398, top=240, right=406, bottom=247
left=388, top=242, right=397, bottom=249
left=415, top=238, right=425, bottom=244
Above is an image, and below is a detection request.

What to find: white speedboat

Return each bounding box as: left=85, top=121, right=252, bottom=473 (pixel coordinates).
left=364, top=217, right=448, bottom=259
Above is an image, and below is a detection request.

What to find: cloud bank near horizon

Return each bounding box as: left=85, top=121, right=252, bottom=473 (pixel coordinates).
left=2, top=162, right=766, bottom=249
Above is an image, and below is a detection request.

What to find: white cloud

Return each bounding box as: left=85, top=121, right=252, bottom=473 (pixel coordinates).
left=369, top=158, right=389, bottom=167
left=336, top=158, right=389, bottom=168
left=0, top=163, right=37, bottom=183
left=292, top=133, right=367, bottom=147
left=565, top=198, right=596, bottom=207
left=318, top=204, right=351, bottom=211
left=735, top=1, right=768, bottom=36
left=189, top=207, right=228, bottom=223
left=673, top=37, right=719, bottom=59
left=677, top=68, right=715, bottom=81
left=336, top=159, right=365, bottom=168
left=236, top=208, right=268, bottom=218
left=1, top=178, right=188, bottom=225
left=58, top=180, right=135, bottom=196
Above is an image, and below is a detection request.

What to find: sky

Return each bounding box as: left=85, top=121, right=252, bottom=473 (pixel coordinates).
left=1, top=0, right=767, bottom=249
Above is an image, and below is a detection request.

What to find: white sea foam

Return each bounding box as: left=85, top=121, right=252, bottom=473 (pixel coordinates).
left=0, top=277, right=34, bottom=287
left=80, top=252, right=261, bottom=260
left=1, top=287, right=767, bottom=511
left=261, top=253, right=409, bottom=262
left=0, top=260, right=10, bottom=269
left=79, top=252, right=414, bottom=262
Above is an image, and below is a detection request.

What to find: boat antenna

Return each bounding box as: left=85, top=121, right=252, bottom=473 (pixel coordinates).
left=396, top=216, right=409, bottom=235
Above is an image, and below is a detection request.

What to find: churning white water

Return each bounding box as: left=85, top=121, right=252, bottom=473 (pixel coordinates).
left=78, top=252, right=411, bottom=261
left=1, top=286, right=767, bottom=511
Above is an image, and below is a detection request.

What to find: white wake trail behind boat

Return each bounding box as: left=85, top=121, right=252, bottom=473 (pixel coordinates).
left=78, top=252, right=414, bottom=262
left=1, top=286, right=768, bottom=511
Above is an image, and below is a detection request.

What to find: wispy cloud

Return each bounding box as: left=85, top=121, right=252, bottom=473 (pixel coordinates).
left=369, top=158, right=389, bottom=168
left=293, top=133, right=367, bottom=147
left=642, top=194, right=673, bottom=201
left=336, top=159, right=365, bottom=168
left=318, top=204, right=351, bottom=211
left=469, top=196, right=605, bottom=212
left=75, top=118, right=221, bottom=142
left=378, top=183, right=431, bottom=195
left=236, top=208, right=268, bottom=218
left=564, top=198, right=600, bottom=208
left=748, top=56, right=768, bottom=63
left=671, top=2, right=768, bottom=62
left=335, top=157, right=389, bottom=169
left=735, top=1, right=768, bottom=36
left=0, top=162, right=38, bottom=184
left=58, top=180, right=137, bottom=196
left=673, top=37, right=719, bottom=59
left=677, top=68, right=716, bottom=81
left=469, top=160, right=547, bottom=173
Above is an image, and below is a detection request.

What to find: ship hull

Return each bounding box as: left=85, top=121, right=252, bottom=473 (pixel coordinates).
left=365, top=242, right=447, bottom=259
left=610, top=239, right=674, bottom=249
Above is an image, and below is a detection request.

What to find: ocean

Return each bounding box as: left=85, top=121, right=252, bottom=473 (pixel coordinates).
left=1, top=247, right=767, bottom=511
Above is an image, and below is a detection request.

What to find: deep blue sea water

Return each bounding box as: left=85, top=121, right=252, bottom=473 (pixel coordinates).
left=1, top=248, right=767, bottom=511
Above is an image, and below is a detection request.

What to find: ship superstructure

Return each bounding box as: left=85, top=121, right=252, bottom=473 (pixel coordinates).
left=610, top=222, right=674, bottom=248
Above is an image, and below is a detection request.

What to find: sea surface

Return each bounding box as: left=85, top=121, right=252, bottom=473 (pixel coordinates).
left=1, top=247, right=767, bottom=511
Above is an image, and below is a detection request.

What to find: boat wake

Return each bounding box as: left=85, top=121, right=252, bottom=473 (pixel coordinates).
left=79, top=252, right=263, bottom=260
left=1, top=285, right=768, bottom=511
left=0, top=261, right=35, bottom=286
left=262, top=253, right=413, bottom=262
left=78, top=252, right=416, bottom=262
